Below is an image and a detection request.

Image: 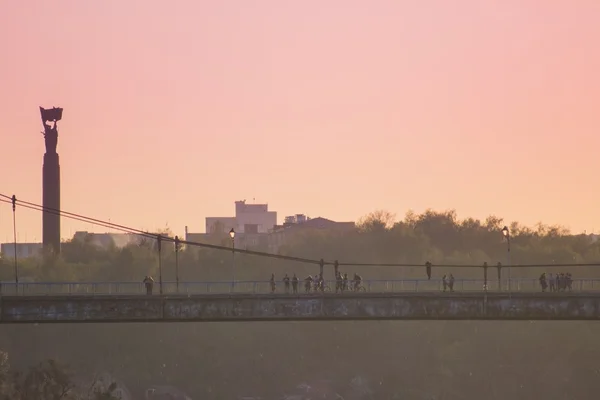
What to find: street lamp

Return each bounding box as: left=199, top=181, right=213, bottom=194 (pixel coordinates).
left=157, top=235, right=163, bottom=295
left=175, top=236, right=180, bottom=293
left=501, top=226, right=511, bottom=293
left=11, top=194, right=18, bottom=295
left=229, top=229, right=235, bottom=291
left=12, top=195, right=19, bottom=294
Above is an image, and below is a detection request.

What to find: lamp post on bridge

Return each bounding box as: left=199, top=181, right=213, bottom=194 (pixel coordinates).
left=501, top=226, right=511, bottom=294
left=496, top=262, right=502, bottom=291
left=12, top=195, right=19, bottom=294
left=175, top=236, right=181, bottom=293
left=483, top=262, right=488, bottom=291
left=229, top=229, right=235, bottom=291
left=157, top=235, right=163, bottom=295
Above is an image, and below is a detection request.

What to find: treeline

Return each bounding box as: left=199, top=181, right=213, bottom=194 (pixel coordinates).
left=1, top=209, right=599, bottom=283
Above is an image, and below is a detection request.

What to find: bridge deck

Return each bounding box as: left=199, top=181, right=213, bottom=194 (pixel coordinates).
left=1, top=278, right=598, bottom=296
left=2, top=292, right=599, bottom=323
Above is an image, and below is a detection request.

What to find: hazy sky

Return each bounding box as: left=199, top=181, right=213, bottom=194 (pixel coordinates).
left=1, top=1, right=599, bottom=242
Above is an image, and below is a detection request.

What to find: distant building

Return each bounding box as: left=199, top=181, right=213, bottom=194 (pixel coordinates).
left=185, top=204, right=355, bottom=252
left=268, top=215, right=355, bottom=252
left=186, top=200, right=277, bottom=250
left=205, top=217, right=237, bottom=234
left=0, top=242, right=43, bottom=259
left=205, top=200, right=277, bottom=234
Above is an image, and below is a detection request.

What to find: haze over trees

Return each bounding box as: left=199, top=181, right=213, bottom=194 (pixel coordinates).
left=1, top=209, right=599, bottom=283
left=1, top=209, right=600, bottom=399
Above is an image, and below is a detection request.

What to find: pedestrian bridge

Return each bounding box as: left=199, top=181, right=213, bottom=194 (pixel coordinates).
left=2, top=278, right=599, bottom=296
left=1, top=292, right=600, bottom=323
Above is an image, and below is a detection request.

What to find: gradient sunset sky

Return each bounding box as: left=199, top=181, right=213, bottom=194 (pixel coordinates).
left=1, top=1, right=599, bottom=242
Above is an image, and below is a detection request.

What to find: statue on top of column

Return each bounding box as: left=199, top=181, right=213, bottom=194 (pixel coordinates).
left=39, top=106, right=63, bottom=154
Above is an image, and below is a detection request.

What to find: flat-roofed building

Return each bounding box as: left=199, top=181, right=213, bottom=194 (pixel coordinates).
left=186, top=200, right=278, bottom=251
left=0, top=242, right=43, bottom=259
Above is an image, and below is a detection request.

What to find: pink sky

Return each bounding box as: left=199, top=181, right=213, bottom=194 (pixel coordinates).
left=1, top=1, right=599, bottom=242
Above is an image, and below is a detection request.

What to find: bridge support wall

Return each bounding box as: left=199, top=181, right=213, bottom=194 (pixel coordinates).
left=1, top=294, right=600, bottom=323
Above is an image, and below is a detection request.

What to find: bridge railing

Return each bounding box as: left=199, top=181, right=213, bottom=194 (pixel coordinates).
left=1, top=278, right=599, bottom=296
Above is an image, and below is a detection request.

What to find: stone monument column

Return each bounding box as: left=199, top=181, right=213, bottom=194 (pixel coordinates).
left=40, top=106, right=63, bottom=254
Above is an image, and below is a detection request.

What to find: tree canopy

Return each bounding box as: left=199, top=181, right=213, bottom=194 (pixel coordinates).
left=1, top=209, right=599, bottom=284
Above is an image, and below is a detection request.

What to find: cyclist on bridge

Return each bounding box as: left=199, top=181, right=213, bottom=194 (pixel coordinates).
left=314, top=273, right=324, bottom=293
left=143, top=276, right=154, bottom=295
left=304, top=275, right=313, bottom=293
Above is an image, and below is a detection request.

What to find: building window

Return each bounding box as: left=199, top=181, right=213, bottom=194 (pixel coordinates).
left=244, top=224, right=259, bottom=234
left=210, top=221, right=226, bottom=234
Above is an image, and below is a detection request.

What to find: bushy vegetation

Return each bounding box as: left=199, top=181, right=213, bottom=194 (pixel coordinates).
left=1, top=209, right=599, bottom=284
left=2, top=321, right=599, bottom=399
left=0, top=351, right=120, bottom=400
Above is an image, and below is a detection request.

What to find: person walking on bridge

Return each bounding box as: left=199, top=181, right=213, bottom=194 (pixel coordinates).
left=548, top=273, right=555, bottom=292
left=335, top=272, right=343, bottom=293
left=425, top=262, right=432, bottom=280
left=292, top=274, right=299, bottom=294
left=143, top=276, right=155, bottom=295
left=283, top=274, right=290, bottom=294
left=539, top=273, right=548, bottom=292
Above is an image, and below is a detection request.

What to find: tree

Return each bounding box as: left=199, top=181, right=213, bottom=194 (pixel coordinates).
left=91, top=382, right=120, bottom=400
left=357, top=210, right=396, bottom=232
left=11, top=360, right=73, bottom=400
left=0, top=355, right=122, bottom=400
left=84, top=374, right=122, bottom=400
left=0, top=350, right=10, bottom=397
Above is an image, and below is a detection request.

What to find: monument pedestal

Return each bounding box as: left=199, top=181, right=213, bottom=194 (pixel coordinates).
left=43, top=152, right=61, bottom=254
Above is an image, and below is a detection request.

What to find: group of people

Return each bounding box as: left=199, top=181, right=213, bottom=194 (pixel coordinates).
left=539, top=272, right=573, bottom=292
left=269, top=272, right=364, bottom=294
left=334, top=272, right=363, bottom=293
left=141, top=271, right=576, bottom=295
